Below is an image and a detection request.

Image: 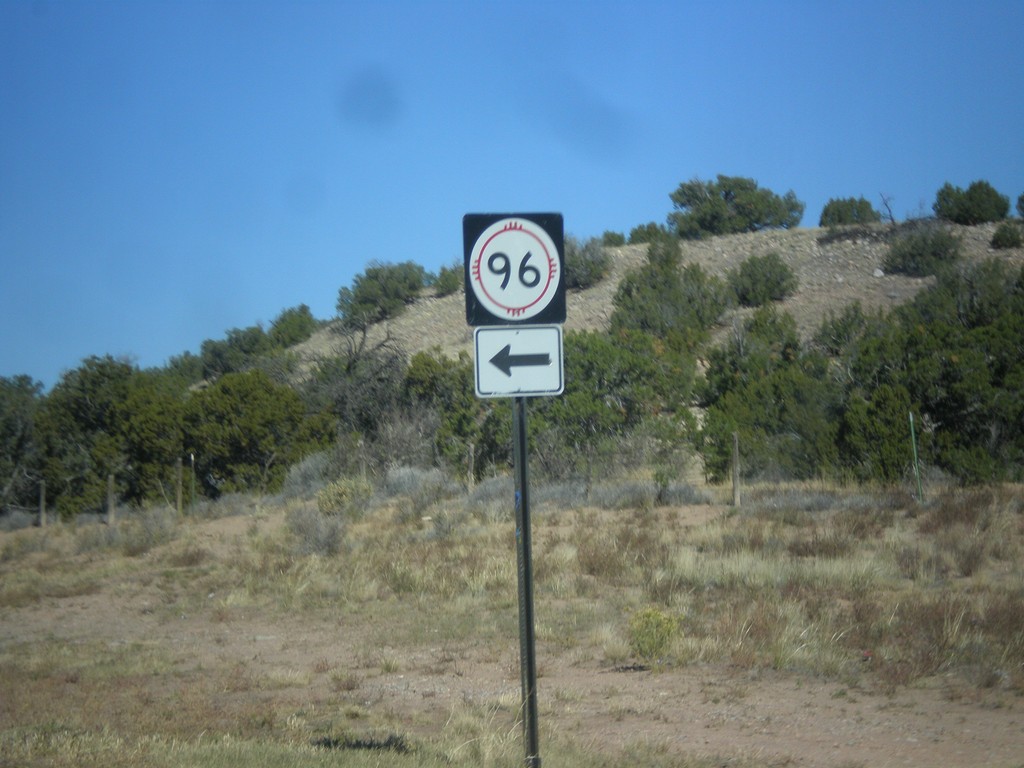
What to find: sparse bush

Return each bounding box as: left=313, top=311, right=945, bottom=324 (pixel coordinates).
left=728, top=252, right=798, bottom=307
left=268, top=304, right=319, bottom=348
left=883, top=224, right=961, bottom=276
left=819, top=196, right=881, bottom=227
left=467, top=476, right=513, bottom=522
left=164, top=542, right=210, bottom=568
left=628, top=221, right=665, bottom=244
left=533, top=480, right=588, bottom=510
left=287, top=503, right=345, bottom=556
left=589, top=480, right=657, bottom=510
left=887, top=593, right=976, bottom=681
left=426, top=505, right=470, bottom=539
left=747, top=486, right=843, bottom=514
left=120, top=508, right=178, bottom=557
left=918, top=488, right=993, bottom=533
left=990, top=221, right=1022, bottom=249
left=281, top=451, right=331, bottom=499
left=201, top=325, right=273, bottom=379
left=563, top=236, right=612, bottom=290
left=432, top=261, right=463, bottom=297
left=893, top=543, right=923, bottom=580
left=336, top=260, right=426, bottom=329
left=652, top=467, right=710, bottom=506
left=383, top=465, right=444, bottom=496
left=316, top=477, right=373, bottom=518
left=933, top=180, right=1009, bottom=225
left=628, top=606, right=677, bottom=663
left=670, top=175, right=804, bottom=239
left=575, top=523, right=623, bottom=579
left=813, top=301, right=869, bottom=356
left=0, top=510, right=36, bottom=533
left=787, top=530, right=852, bottom=559
left=1017, top=192, right=1024, bottom=218
left=611, top=235, right=728, bottom=348
left=658, top=482, right=711, bottom=506
left=384, top=465, right=457, bottom=520
left=948, top=531, right=987, bottom=577
left=832, top=503, right=894, bottom=540
left=370, top=408, right=443, bottom=473
left=190, top=492, right=253, bottom=520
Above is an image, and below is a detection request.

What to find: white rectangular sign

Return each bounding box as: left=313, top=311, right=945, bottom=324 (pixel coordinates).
left=474, top=325, right=564, bottom=398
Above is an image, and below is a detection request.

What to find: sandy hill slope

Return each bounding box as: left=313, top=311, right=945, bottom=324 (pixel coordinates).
left=294, top=222, right=1023, bottom=368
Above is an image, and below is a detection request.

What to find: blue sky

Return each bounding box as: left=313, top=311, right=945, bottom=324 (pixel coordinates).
left=2, top=0, right=1022, bottom=389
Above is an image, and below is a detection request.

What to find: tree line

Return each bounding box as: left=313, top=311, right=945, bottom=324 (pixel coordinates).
left=2, top=176, right=1023, bottom=517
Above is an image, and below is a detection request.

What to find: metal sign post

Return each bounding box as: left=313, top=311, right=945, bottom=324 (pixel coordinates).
left=512, top=396, right=540, bottom=768
left=464, top=212, right=565, bottom=768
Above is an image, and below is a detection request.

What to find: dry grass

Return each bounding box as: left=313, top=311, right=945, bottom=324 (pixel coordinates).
left=1, top=481, right=1022, bottom=766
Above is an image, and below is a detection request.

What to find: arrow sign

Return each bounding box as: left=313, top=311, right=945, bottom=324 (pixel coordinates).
left=490, top=345, right=551, bottom=377
left=474, top=325, right=564, bottom=398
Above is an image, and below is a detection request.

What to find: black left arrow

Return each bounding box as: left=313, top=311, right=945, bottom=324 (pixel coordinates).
left=489, top=344, right=551, bottom=377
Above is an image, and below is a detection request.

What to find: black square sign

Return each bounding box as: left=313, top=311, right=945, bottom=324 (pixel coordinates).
left=463, top=212, right=565, bottom=326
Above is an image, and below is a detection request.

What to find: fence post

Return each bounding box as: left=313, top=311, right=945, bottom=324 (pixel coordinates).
left=106, top=473, right=116, bottom=526
left=732, top=432, right=741, bottom=508
left=38, top=480, right=46, bottom=528
left=176, top=456, right=183, bottom=516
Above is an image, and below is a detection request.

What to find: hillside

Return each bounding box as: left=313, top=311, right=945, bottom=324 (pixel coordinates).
left=293, top=221, right=1023, bottom=367
left=4, top=224, right=1024, bottom=768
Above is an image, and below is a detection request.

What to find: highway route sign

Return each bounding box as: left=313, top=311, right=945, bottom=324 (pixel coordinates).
left=464, top=213, right=565, bottom=326
left=474, top=325, right=564, bottom=398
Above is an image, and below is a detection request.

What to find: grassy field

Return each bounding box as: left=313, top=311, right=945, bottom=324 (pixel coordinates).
left=2, top=475, right=1023, bottom=767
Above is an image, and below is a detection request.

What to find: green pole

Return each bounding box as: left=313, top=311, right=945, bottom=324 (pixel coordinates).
left=909, top=412, right=923, bottom=502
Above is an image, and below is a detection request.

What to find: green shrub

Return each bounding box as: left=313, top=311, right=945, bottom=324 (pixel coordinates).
left=563, top=236, right=612, bottom=290
left=201, top=325, right=273, bottom=379
left=991, top=221, right=1022, bottom=249
left=316, top=477, right=373, bottom=518
left=183, top=370, right=320, bottom=497
left=268, top=304, right=319, bottom=348
left=728, top=252, right=798, bottom=307
left=669, top=174, right=804, bottom=239
left=611, top=234, right=728, bottom=349
left=336, top=260, right=426, bottom=329
left=813, top=301, right=869, bottom=356
left=883, top=224, right=961, bottom=276
left=628, top=221, right=665, bottom=244
left=1017, top=192, right=1023, bottom=219
left=819, top=196, right=881, bottom=227
left=628, top=606, right=677, bottom=662
left=432, top=261, right=463, bottom=297
left=601, top=230, right=626, bottom=246
left=933, top=180, right=1009, bottom=225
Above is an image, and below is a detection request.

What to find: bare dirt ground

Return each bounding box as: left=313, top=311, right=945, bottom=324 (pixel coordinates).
left=3, top=507, right=1022, bottom=767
